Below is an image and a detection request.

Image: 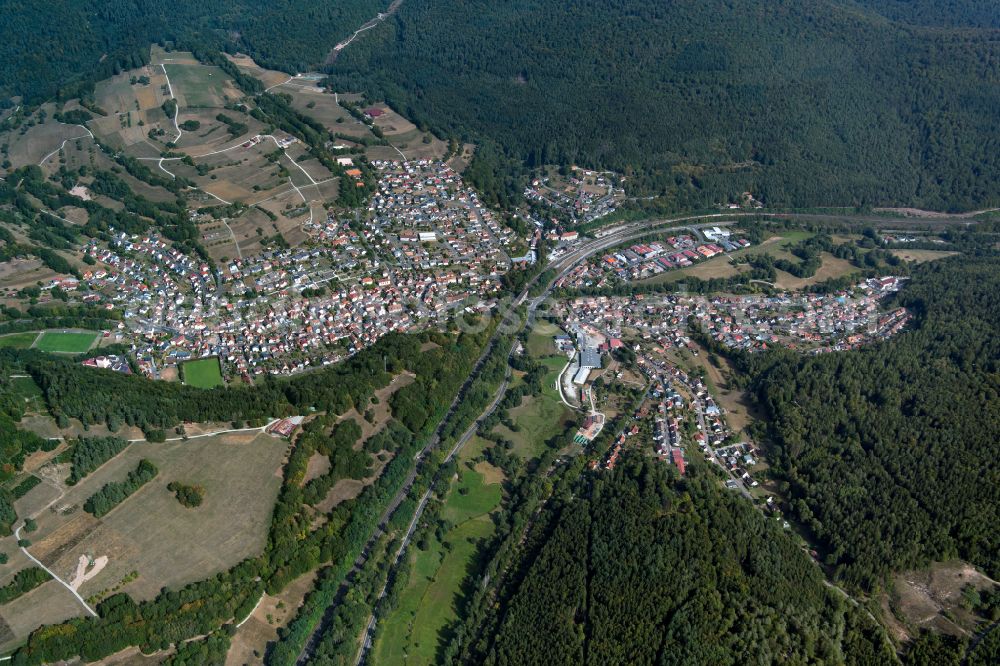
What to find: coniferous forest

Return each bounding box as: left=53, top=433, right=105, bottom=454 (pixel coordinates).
left=456, top=457, right=895, bottom=665
left=2, top=1, right=1000, bottom=211
left=327, top=0, right=1000, bottom=210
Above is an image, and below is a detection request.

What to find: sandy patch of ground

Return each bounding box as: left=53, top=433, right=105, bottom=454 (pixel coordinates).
left=303, top=451, right=332, bottom=484
left=474, top=461, right=504, bottom=485
left=887, top=560, right=998, bottom=638
left=70, top=553, right=109, bottom=591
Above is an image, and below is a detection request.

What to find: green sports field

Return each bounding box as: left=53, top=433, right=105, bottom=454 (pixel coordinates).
left=182, top=357, right=224, bottom=388
left=34, top=330, right=98, bottom=353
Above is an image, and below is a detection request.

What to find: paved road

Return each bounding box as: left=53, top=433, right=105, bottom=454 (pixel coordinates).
left=347, top=215, right=744, bottom=664
left=296, top=208, right=940, bottom=662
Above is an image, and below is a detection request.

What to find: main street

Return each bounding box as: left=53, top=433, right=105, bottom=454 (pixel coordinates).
left=298, top=209, right=921, bottom=661
left=345, top=212, right=755, bottom=664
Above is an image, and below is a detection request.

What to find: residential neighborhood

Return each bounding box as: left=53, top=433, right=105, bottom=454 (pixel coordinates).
left=76, top=159, right=522, bottom=381
left=555, top=229, right=754, bottom=289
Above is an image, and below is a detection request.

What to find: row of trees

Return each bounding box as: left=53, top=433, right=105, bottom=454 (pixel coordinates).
left=0, top=567, right=49, bottom=605
left=83, top=459, right=158, bottom=518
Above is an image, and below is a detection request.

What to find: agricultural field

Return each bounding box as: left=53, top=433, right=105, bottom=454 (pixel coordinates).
left=0, top=430, right=288, bottom=648
left=372, top=466, right=501, bottom=666
left=370, top=105, right=448, bottom=162
left=182, top=357, right=224, bottom=388
left=163, top=63, right=239, bottom=109
left=33, top=330, right=98, bottom=353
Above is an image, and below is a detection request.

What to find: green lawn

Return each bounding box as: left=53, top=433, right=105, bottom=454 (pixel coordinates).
left=0, top=331, right=39, bottom=349
left=373, top=468, right=501, bottom=665
left=34, top=330, right=97, bottom=353
left=441, top=468, right=502, bottom=525
left=538, top=355, right=569, bottom=402
left=182, top=357, right=224, bottom=388
left=9, top=375, right=46, bottom=415
left=526, top=329, right=557, bottom=358
left=164, top=64, right=230, bottom=107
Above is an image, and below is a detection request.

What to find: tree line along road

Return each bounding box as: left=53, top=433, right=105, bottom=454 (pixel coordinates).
left=295, top=209, right=952, bottom=662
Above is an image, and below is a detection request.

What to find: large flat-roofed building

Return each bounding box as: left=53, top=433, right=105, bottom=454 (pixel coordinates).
left=580, top=347, right=602, bottom=369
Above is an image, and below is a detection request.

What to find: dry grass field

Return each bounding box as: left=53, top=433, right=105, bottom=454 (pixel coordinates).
left=773, top=253, right=858, bottom=290
left=889, top=249, right=958, bottom=264
left=224, top=53, right=292, bottom=89
left=1, top=429, right=288, bottom=648
left=225, top=569, right=318, bottom=666
left=883, top=560, right=998, bottom=641
left=5, top=116, right=93, bottom=168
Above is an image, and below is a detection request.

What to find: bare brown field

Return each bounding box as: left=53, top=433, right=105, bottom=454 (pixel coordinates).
left=887, top=560, right=997, bottom=639
left=890, top=249, right=958, bottom=264
left=474, top=461, right=505, bottom=485
left=303, top=452, right=332, bottom=484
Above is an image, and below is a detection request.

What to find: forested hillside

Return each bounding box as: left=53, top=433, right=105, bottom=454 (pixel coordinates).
left=328, top=0, right=1000, bottom=210
left=752, top=255, right=1000, bottom=590
left=853, top=0, right=1000, bottom=27
left=0, top=0, right=383, bottom=102
left=459, top=457, right=895, bottom=665
left=5, top=1, right=1000, bottom=211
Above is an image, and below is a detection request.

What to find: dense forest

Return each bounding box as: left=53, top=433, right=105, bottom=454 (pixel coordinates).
left=455, top=456, right=895, bottom=665
left=325, top=0, right=1000, bottom=211
left=0, top=0, right=385, bottom=102
left=67, top=436, right=129, bottom=484
left=751, top=255, right=1000, bottom=590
